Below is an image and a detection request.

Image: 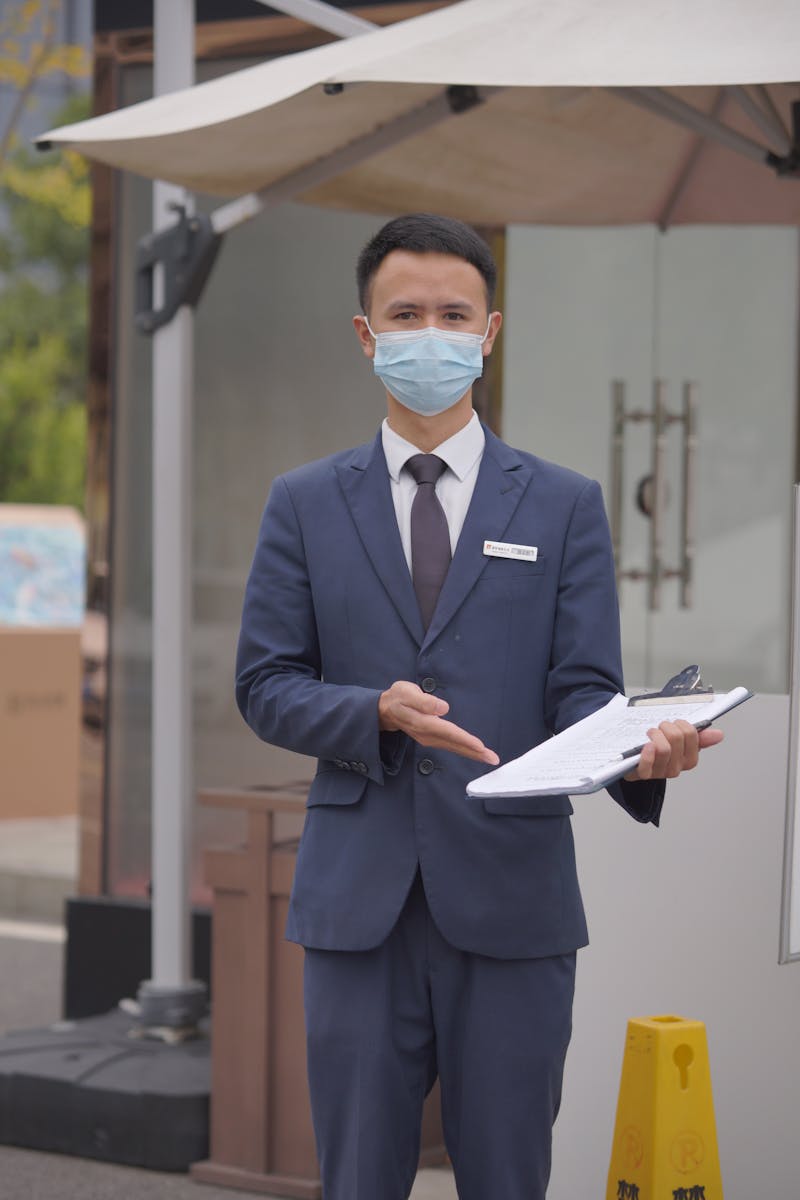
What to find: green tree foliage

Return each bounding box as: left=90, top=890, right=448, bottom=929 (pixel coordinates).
left=0, top=1, right=91, bottom=510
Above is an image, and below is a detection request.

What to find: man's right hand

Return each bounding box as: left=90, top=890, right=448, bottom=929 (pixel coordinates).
left=378, top=681, right=499, bottom=765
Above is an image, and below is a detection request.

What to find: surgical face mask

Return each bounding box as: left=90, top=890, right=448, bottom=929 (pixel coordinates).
left=364, top=318, right=491, bottom=416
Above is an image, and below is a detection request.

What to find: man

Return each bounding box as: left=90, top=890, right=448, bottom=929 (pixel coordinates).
left=235, top=214, right=722, bottom=1200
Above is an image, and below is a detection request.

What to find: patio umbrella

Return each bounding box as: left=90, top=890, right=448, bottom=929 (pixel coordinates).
left=38, top=0, right=800, bottom=227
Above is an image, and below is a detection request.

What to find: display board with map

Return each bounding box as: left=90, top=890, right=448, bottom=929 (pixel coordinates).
left=0, top=505, right=85, bottom=818
left=0, top=506, right=85, bottom=627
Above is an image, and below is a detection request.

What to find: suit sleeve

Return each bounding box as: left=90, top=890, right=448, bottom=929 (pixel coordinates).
left=543, top=478, right=664, bottom=826
left=235, top=476, right=399, bottom=784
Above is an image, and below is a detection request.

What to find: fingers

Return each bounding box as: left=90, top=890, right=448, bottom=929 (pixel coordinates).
left=634, top=721, right=688, bottom=780
left=378, top=681, right=448, bottom=729
left=411, top=714, right=499, bottom=764
left=378, top=681, right=499, bottom=765
left=629, top=718, right=722, bottom=781
left=395, top=700, right=499, bottom=764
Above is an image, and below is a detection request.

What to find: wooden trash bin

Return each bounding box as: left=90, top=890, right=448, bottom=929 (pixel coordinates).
left=191, top=783, right=447, bottom=1197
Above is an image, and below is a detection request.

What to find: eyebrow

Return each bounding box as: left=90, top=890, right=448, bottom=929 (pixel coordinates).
left=385, top=299, right=476, bottom=312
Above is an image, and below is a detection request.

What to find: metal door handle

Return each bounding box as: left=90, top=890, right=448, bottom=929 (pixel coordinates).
left=679, top=383, right=697, bottom=608
left=609, top=380, right=697, bottom=610
left=649, top=381, right=667, bottom=611
left=610, top=381, right=626, bottom=577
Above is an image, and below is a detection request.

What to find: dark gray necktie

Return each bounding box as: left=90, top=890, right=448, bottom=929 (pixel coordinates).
left=406, top=453, right=451, bottom=629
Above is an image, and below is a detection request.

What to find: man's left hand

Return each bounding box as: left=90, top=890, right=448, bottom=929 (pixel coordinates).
left=624, top=719, right=724, bottom=782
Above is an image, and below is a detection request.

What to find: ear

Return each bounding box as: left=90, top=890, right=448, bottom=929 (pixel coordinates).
left=482, top=311, right=503, bottom=357
left=353, top=314, right=375, bottom=359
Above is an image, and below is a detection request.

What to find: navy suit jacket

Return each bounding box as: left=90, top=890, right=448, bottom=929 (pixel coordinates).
left=235, top=426, right=664, bottom=959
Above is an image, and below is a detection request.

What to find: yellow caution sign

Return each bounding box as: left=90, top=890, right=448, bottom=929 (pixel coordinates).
left=606, top=1015, right=724, bottom=1200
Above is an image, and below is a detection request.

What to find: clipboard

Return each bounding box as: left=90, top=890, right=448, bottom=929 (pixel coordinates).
left=626, top=663, right=713, bottom=706
left=466, top=666, right=753, bottom=800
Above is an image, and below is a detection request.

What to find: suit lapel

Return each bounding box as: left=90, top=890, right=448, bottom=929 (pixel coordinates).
left=423, top=429, right=533, bottom=647
left=336, top=433, right=425, bottom=646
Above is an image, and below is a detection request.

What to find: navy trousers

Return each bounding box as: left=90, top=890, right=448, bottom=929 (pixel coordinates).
left=303, top=871, right=576, bottom=1200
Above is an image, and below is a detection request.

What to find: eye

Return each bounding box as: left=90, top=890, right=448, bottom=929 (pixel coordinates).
left=443, top=311, right=467, bottom=321
left=394, top=310, right=419, bottom=321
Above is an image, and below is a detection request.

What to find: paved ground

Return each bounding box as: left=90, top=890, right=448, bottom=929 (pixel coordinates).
left=0, top=817, right=78, bottom=923
left=0, top=1143, right=457, bottom=1200
left=0, top=819, right=458, bottom=1199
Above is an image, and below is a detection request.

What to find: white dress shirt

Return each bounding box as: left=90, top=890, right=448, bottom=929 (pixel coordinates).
left=381, top=412, right=485, bottom=571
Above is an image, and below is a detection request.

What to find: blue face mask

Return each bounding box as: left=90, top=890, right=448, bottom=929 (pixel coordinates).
left=365, top=319, right=491, bottom=416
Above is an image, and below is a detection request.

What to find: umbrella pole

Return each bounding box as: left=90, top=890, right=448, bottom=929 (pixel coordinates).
left=254, top=0, right=376, bottom=37
left=136, top=0, right=206, bottom=1032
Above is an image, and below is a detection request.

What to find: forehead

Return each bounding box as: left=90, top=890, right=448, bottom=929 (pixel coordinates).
left=370, top=250, right=486, bottom=307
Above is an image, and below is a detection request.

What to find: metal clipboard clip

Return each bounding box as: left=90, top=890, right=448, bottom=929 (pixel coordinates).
left=628, top=664, right=714, bottom=707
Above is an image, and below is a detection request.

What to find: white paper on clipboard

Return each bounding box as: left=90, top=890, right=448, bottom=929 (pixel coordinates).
left=467, top=687, right=752, bottom=799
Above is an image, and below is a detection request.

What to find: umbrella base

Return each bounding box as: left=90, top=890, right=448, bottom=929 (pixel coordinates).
left=0, top=1007, right=209, bottom=1171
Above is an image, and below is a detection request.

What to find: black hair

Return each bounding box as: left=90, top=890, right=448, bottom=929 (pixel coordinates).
left=356, top=213, right=497, bottom=313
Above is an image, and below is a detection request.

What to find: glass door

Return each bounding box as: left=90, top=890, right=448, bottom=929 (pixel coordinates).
left=503, top=225, right=798, bottom=694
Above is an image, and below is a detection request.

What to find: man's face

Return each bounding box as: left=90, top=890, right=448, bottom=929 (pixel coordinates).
left=354, top=250, right=501, bottom=360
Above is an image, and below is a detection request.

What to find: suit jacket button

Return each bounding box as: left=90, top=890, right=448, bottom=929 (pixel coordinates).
left=418, top=758, right=435, bottom=776
left=420, top=676, right=437, bottom=693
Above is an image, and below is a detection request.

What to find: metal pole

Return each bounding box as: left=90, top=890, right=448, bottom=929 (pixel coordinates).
left=679, top=382, right=697, bottom=609
left=609, top=86, right=771, bottom=166
left=610, top=381, right=626, bottom=578
left=210, top=87, right=502, bottom=238
left=648, top=380, right=667, bottom=611
left=253, top=0, right=377, bottom=37
left=728, top=85, right=792, bottom=156
left=137, top=0, right=206, bottom=1030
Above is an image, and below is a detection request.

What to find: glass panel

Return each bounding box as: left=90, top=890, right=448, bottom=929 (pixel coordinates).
left=502, top=226, right=657, bottom=685
left=107, top=60, right=387, bottom=901
left=650, top=227, right=797, bottom=693
left=503, top=225, right=798, bottom=694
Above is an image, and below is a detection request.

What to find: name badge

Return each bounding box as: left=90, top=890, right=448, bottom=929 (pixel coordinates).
left=483, top=540, right=538, bottom=562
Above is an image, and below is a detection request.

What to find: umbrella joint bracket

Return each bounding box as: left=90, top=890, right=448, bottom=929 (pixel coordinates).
left=767, top=98, right=800, bottom=178
left=136, top=204, right=223, bottom=335
left=767, top=147, right=800, bottom=179
left=446, top=84, right=483, bottom=115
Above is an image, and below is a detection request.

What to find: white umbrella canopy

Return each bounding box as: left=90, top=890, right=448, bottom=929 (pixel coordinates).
left=331, top=0, right=800, bottom=88
left=37, top=0, right=800, bottom=226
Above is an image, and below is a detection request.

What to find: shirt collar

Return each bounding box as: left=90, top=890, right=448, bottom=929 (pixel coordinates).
left=381, top=411, right=485, bottom=483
